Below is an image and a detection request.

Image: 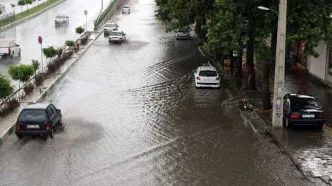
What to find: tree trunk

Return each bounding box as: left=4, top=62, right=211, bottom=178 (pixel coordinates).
left=195, top=17, right=202, bottom=36
left=262, top=62, right=272, bottom=109
left=246, top=36, right=256, bottom=90
left=261, top=27, right=277, bottom=110
left=237, top=49, right=243, bottom=77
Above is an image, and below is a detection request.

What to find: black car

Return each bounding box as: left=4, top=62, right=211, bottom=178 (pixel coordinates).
left=283, top=93, right=326, bottom=129
left=15, top=103, right=62, bottom=139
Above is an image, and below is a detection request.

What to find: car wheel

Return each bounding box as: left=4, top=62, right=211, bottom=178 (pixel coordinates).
left=49, top=129, right=54, bottom=139
left=109, top=41, right=112, bottom=44
left=18, top=50, right=21, bottom=56
left=16, top=134, right=23, bottom=139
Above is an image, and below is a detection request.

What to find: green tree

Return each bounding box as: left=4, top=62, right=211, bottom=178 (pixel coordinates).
left=17, top=0, right=25, bottom=13
left=43, top=46, right=58, bottom=63
left=0, top=74, right=14, bottom=99
left=65, top=40, right=75, bottom=50
left=31, top=59, right=40, bottom=75
left=25, top=0, right=34, bottom=12
left=75, top=26, right=85, bottom=35
left=8, top=64, right=34, bottom=89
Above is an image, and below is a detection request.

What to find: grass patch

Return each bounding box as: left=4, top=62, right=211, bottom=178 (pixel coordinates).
left=0, top=0, right=61, bottom=26
left=94, top=0, right=117, bottom=30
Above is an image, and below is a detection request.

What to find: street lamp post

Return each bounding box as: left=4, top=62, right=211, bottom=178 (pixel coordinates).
left=272, top=0, right=287, bottom=128
left=258, top=1, right=287, bottom=128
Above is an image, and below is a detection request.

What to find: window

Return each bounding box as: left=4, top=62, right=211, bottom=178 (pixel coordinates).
left=47, top=107, right=54, bottom=119
left=199, top=70, right=217, bottom=77
left=106, top=23, right=116, bottom=27
left=50, top=105, right=57, bottom=114
left=111, top=32, right=122, bottom=36
left=56, top=15, right=66, bottom=19
left=18, top=109, right=48, bottom=122
left=291, top=98, right=320, bottom=111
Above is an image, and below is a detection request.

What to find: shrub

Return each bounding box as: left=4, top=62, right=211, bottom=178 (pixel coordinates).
left=6, top=98, right=20, bottom=113
left=76, top=26, right=85, bottom=35
left=43, top=46, right=58, bottom=62
left=81, top=36, right=88, bottom=45
left=8, top=64, right=35, bottom=88
left=23, top=83, right=34, bottom=95
left=34, top=73, right=45, bottom=86
left=47, top=62, right=57, bottom=74
left=57, top=47, right=64, bottom=59
left=31, top=59, right=40, bottom=75
left=0, top=74, right=14, bottom=99
left=65, top=40, right=75, bottom=48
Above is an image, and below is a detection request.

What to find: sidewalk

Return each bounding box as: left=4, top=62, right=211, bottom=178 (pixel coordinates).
left=254, top=61, right=332, bottom=127
left=0, top=32, right=100, bottom=144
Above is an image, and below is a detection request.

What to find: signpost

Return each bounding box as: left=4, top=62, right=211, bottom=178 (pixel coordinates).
left=38, top=36, right=43, bottom=72
left=84, top=10, right=88, bottom=31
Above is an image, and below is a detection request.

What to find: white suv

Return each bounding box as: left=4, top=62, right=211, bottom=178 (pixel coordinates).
left=194, top=63, right=220, bottom=88
left=55, top=14, right=69, bottom=27
left=109, top=31, right=127, bottom=44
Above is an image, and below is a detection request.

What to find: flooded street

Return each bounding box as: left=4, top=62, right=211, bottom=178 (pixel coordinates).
left=0, top=0, right=312, bottom=185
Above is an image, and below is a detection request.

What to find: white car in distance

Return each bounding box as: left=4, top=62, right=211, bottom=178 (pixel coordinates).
left=122, top=5, right=130, bottom=14
left=104, top=22, right=118, bottom=36
left=194, top=63, right=220, bottom=88
left=55, top=14, right=69, bottom=27
left=109, top=31, right=127, bottom=44
left=175, top=28, right=190, bottom=40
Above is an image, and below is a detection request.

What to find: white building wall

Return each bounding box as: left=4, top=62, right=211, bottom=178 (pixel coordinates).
left=307, top=40, right=327, bottom=81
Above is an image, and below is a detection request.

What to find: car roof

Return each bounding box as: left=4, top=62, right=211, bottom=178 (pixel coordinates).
left=287, top=93, right=315, bottom=99
left=56, top=14, right=67, bottom=17
left=24, top=103, right=50, bottom=109
left=198, top=66, right=216, bottom=71
left=106, top=22, right=116, bottom=25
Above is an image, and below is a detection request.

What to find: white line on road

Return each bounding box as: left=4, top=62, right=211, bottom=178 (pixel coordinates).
left=198, top=47, right=206, bottom=56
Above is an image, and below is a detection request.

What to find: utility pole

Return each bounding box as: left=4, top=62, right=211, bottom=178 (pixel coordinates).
left=272, top=0, right=287, bottom=127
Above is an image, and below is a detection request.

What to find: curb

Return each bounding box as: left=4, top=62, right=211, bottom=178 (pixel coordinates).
left=0, top=31, right=103, bottom=145
left=0, top=0, right=67, bottom=33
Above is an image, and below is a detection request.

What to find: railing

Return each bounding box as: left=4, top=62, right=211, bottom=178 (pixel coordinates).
left=0, top=31, right=91, bottom=109
left=94, top=0, right=129, bottom=30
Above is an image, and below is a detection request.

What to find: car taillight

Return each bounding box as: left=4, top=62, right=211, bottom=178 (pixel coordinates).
left=216, top=77, right=220, bottom=80
left=15, top=124, right=20, bottom=130
left=8, top=47, right=11, bottom=54
left=46, top=124, right=52, bottom=130
left=290, top=113, right=300, bottom=119
left=317, top=113, right=325, bottom=119
left=196, top=77, right=200, bottom=80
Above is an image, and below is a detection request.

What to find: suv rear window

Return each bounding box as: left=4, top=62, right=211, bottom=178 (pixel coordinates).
left=18, top=109, right=48, bottom=122
left=291, top=98, right=320, bottom=111
left=56, top=15, right=65, bottom=19
left=199, top=70, right=217, bottom=77
left=105, top=23, right=116, bottom=27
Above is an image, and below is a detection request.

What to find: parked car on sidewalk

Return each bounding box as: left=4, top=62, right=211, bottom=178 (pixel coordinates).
left=0, top=40, right=21, bottom=58
left=175, top=28, right=190, bottom=40
left=15, top=103, right=63, bottom=139
left=283, top=93, right=326, bottom=130
left=194, top=63, right=220, bottom=88
left=122, top=5, right=130, bottom=14
left=104, top=22, right=118, bottom=36
left=109, top=31, right=127, bottom=44
left=55, top=14, right=69, bottom=27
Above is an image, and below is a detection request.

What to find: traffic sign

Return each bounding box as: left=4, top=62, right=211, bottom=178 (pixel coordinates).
left=84, top=10, right=88, bottom=15
left=38, top=36, right=42, bottom=44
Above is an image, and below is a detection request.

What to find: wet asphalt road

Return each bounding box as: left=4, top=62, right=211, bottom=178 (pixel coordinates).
left=0, top=0, right=111, bottom=78
left=0, top=0, right=45, bottom=14
left=0, top=0, right=313, bottom=185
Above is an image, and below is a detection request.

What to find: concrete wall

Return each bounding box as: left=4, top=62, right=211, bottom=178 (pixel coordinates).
left=307, top=40, right=327, bottom=81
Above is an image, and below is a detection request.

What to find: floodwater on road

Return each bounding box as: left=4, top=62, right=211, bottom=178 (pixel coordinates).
left=0, top=0, right=312, bottom=185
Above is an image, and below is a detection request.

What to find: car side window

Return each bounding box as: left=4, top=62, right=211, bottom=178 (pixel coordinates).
left=47, top=107, right=54, bottom=119
left=50, top=105, right=57, bottom=114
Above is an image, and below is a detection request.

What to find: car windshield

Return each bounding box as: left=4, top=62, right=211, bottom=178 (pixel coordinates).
left=18, top=109, right=48, bottom=122
left=199, top=70, right=217, bottom=77
left=106, top=23, right=116, bottom=27
left=111, top=32, right=122, bottom=36
left=291, top=98, right=320, bottom=111
left=56, top=15, right=66, bottom=19
left=178, top=28, right=188, bottom=33
left=123, top=6, right=129, bottom=8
